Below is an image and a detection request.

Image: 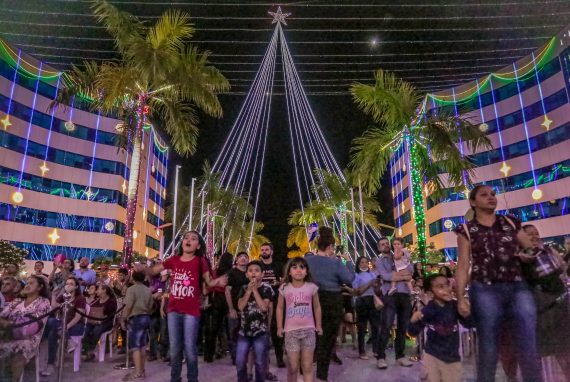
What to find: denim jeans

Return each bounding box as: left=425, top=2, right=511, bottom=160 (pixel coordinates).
left=470, top=281, right=542, bottom=382
left=168, top=312, right=200, bottom=382
left=228, top=317, right=240, bottom=362
left=46, top=317, right=85, bottom=365
left=376, top=292, right=411, bottom=360
left=355, top=295, right=381, bottom=355
left=235, top=334, right=268, bottom=382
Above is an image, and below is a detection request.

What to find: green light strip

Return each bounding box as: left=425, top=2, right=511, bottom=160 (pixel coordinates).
left=427, top=37, right=557, bottom=105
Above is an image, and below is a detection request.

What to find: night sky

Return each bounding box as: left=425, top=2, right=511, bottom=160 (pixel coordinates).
left=1, top=0, right=568, bottom=259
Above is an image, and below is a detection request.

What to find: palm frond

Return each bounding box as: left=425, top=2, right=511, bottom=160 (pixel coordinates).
left=349, top=127, right=399, bottom=194
left=91, top=0, right=145, bottom=57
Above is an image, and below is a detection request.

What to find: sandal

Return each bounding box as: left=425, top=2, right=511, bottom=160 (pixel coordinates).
left=122, top=371, right=145, bottom=381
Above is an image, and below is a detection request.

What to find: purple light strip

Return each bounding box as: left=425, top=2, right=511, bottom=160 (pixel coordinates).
left=18, top=61, right=43, bottom=190
left=86, top=111, right=101, bottom=200
left=142, top=130, right=152, bottom=243
left=42, top=76, right=62, bottom=163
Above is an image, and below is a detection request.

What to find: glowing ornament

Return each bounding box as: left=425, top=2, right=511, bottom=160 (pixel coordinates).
left=156, top=229, right=160, bottom=237
left=141, top=141, right=144, bottom=151
left=443, top=219, right=454, bottom=230
left=464, top=188, right=469, bottom=199
left=478, top=123, right=489, bottom=132
left=39, top=161, right=50, bottom=176
left=268, top=6, right=291, bottom=25
left=64, top=121, right=76, bottom=132
left=142, top=209, right=146, bottom=219
left=11, top=191, right=23, bottom=204
left=151, top=164, right=156, bottom=173
left=133, top=230, right=138, bottom=239
left=499, top=161, right=511, bottom=177
left=144, top=248, right=149, bottom=257
left=398, top=228, right=403, bottom=236
left=402, top=163, right=407, bottom=172
left=541, top=115, right=552, bottom=131
left=104, top=222, right=115, bottom=232
left=391, top=188, right=395, bottom=197
left=48, top=228, right=60, bottom=244
left=121, top=180, right=127, bottom=193
left=162, top=190, right=166, bottom=198
left=115, top=123, right=126, bottom=133
left=1, top=115, right=11, bottom=130
left=152, top=204, right=157, bottom=214
left=531, top=188, right=543, bottom=201
left=424, top=184, right=429, bottom=196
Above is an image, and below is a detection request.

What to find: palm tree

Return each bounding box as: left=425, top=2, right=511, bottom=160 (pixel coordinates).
left=350, top=70, right=491, bottom=265
left=166, top=162, right=254, bottom=255
left=287, top=168, right=388, bottom=257
left=53, top=0, right=230, bottom=266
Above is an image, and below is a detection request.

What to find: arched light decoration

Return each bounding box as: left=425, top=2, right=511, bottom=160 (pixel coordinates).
left=11, top=191, right=23, bottom=204
left=48, top=228, right=60, bottom=244
left=479, top=123, right=489, bottom=132
left=64, top=121, right=76, bottom=132
left=531, top=188, right=543, bottom=201
left=443, top=219, right=454, bottom=230
left=104, top=221, right=115, bottom=232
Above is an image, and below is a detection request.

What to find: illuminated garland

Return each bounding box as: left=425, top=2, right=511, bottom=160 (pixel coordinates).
left=338, top=203, right=348, bottom=251
left=407, top=137, right=427, bottom=272
left=427, top=37, right=556, bottom=105
left=0, top=39, right=61, bottom=81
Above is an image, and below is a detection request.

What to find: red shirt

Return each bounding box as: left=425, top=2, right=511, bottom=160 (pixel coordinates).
left=163, top=255, right=209, bottom=317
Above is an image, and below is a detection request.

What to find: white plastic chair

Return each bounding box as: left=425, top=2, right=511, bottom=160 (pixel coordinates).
left=70, top=304, right=90, bottom=372
left=19, top=347, right=41, bottom=382
left=96, top=316, right=116, bottom=362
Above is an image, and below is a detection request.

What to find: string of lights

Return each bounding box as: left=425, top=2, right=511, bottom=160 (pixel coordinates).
left=5, top=7, right=569, bottom=20
left=0, top=19, right=562, bottom=33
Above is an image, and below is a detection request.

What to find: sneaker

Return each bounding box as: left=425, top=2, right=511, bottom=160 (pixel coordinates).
left=41, top=365, right=55, bottom=376
left=376, top=358, right=388, bottom=369
left=359, top=354, right=369, bottom=360
left=397, top=357, right=413, bottom=367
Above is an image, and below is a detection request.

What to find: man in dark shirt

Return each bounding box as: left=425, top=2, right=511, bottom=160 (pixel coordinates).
left=226, top=252, right=250, bottom=364
left=259, top=242, right=285, bottom=370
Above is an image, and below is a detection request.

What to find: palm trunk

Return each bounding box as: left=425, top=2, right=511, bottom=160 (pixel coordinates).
left=408, top=138, right=427, bottom=275
left=121, top=97, right=146, bottom=268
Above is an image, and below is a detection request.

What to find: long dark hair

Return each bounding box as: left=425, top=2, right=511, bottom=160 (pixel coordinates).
left=217, top=252, right=234, bottom=276
left=66, top=276, right=82, bottom=297
left=317, top=226, right=335, bottom=251
left=29, top=275, right=49, bottom=299
left=177, top=230, right=207, bottom=257
left=355, top=256, right=370, bottom=273
left=282, top=257, right=313, bottom=284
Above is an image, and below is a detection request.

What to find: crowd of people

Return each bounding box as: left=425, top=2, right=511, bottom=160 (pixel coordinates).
left=0, top=190, right=569, bottom=382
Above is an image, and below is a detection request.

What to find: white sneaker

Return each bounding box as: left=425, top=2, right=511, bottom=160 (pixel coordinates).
left=376, top=358, right=388, bottom=369
left=397, top=357, right=413, bottom=367
left=41, top=365, right=55, bottom=376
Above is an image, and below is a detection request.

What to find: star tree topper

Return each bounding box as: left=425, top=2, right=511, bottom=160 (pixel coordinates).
left=268, top=6, right=291, bottom=25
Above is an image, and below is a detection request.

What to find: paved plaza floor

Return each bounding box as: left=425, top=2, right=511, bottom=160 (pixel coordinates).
left=24, top=340, right=504, bottom=382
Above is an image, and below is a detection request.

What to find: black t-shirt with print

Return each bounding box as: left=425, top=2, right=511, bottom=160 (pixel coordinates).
left=260, top=261, right=281, bottom=299
left=238, top=282, right=274, bottom=337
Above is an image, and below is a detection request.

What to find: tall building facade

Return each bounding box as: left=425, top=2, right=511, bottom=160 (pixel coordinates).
left=392, top=26, right=570, bottom=259
left=0, top=39, right=168, bottom=261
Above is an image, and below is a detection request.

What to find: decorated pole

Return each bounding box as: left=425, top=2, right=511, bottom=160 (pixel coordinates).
left=407, top=136, right=428, bottom=274
left=206, top=204, right=214, bottom=264
left=188, top=178, right=196, bottom=230
left=122, top=94, right=148, bottom=268
left=338, top=203, right=348, bottom=255
left=172, top=165, right=181, bottom=257
left=358, top=178, right=366, bottom=257
left=350, top=188, right=358, bottom=258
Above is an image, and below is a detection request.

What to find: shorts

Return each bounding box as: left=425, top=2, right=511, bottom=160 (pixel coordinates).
left=284, top=328, right=316, bottom=353
left=127, top=314, right=151, bottom=350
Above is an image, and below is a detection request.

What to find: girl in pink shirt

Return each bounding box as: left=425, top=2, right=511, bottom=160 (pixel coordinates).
left=277, top=257, right=322, bottom=382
